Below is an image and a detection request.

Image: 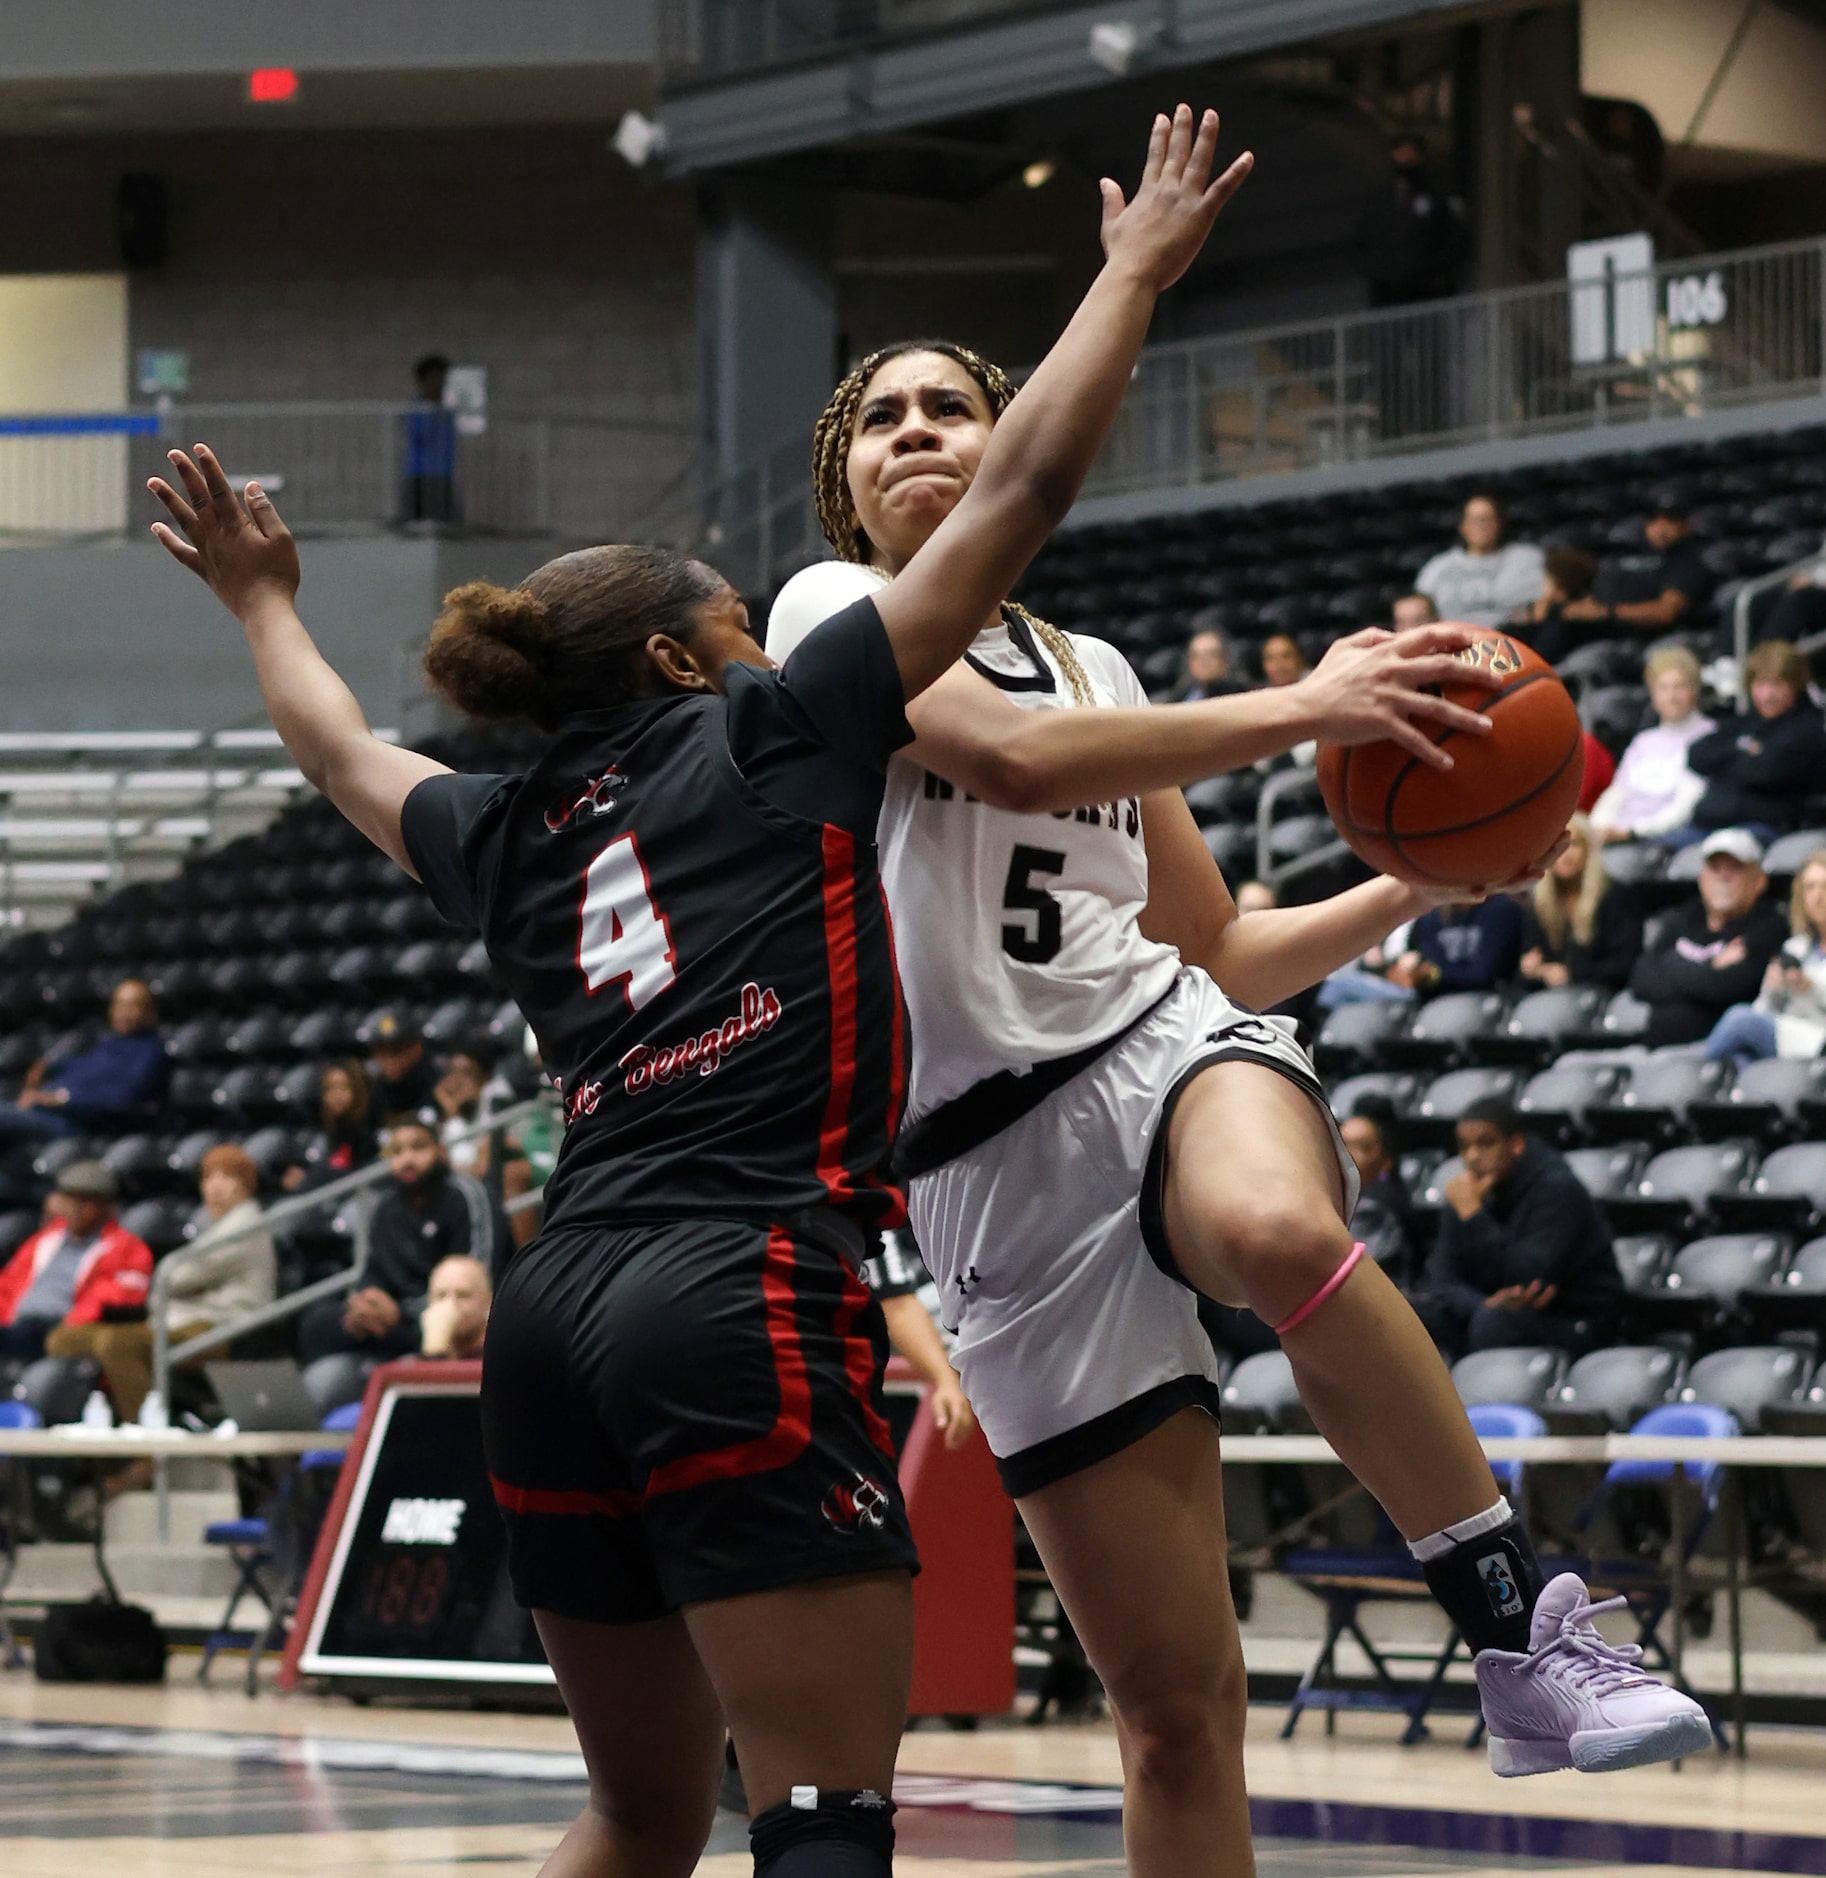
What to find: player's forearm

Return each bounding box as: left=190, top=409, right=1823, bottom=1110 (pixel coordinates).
left=239, top=592, right=379, bottom=793
left=880, top=1293, right=955, bottom=1392
left=1201, top=877, right=1430, bottom=1010
left=979, top=686, right=1315, bottom=811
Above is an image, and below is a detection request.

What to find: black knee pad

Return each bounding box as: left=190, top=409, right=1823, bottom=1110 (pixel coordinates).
left=750, top=1788, right=895, bottom=1876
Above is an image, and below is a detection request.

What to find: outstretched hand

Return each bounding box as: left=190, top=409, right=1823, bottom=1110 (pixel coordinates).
left=1100, top=104, right=1253, bottom=293
left=1301, top=623, right=1504, bottom=770
left=149, top=445, right=300, bottom=622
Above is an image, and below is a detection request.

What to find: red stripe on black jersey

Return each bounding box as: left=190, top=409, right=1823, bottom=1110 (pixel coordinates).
left=832, top=1252, right=896, bottom=1457
left=645, top=1225, right=812, bottom=1494
left=816, top=825, right=862, bottom=1208
left=491, top=1478, right=640, bottom=1518
left=870, top=887, right=910, bottom=1227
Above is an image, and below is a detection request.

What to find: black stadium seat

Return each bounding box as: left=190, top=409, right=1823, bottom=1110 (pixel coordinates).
left=99, top=1133, right=174, bottom=1201
left=1450, top=1347, right=1568, bottom=1409
left=1411, top=1068, right=1521, bottom=1149
left=1588, top=1056, right=1733, bottom=1146
left=1548, top=1345, right=1685, bottom=1434
left=1313, top=1001, right=1410, bottom=1074
left=1628, top=1233, right=1793, bottom=1349
left=1690, top=1058, right=1826, bottom=1144
left=1381, top=992, right=1508, bottom=1070
left=1489, top=986, right=1605, bottom=1066
left=117, top=1195, right=195, bottom=1258
left=1714, top=1142, right=1826, bottom=1234
left=1563, top=1144, right=1647, bottom=1203
left=1742, top=1236, right=1826, bottom=1343
left=1610, top=1142, right=1757, bottom=1234
left=1519, top=1061, right=1624, bottom=1144
left=1219, top=1351, right=1303, bottom=1433
left=1327, top=1071, right=1422, bottom=1122
left=1682, top=1346, right=1811, bottom=1432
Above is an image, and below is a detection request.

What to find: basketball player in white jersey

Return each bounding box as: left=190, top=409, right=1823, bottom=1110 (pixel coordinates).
left=768, top=118, right=1708, bottom=1875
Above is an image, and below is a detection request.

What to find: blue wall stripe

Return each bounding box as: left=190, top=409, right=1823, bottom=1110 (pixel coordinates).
left=0, top=415, right=160, bottom=436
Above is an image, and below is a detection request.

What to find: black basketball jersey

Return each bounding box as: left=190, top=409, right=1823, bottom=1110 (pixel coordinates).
left=401, top=597, right=912, bottom=1234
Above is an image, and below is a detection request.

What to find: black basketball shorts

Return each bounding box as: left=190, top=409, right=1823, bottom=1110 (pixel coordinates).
left=481, top=1212, right=919, bottom=1624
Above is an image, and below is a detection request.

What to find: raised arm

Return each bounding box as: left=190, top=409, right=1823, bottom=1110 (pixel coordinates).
left=147, top=446, right=448, bottom=874
left=905, top=621, right=1501, bottom=808
left=874, top=104, right=1251, bottom=701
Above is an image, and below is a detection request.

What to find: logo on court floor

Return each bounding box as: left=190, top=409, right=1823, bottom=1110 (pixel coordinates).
left=1477, top=1551, right=1525, bottom=1618
left=822, top=1473, right=891, bottom=1534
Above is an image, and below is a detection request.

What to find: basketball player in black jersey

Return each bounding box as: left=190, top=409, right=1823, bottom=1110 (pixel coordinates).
left=148, top=106, right=1252, bottom=1878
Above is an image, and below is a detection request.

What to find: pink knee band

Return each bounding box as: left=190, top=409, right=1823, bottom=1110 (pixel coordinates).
left=1273, top=1242, right=1366, bottom=1338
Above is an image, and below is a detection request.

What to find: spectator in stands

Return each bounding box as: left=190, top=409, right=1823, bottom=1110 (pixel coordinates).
left=1259, top=633, right=1308, bottom=687
left=1316, top=915, right=1419, bottom=1007
left=1589, top=647, right=1714, bottom=845
left=1517, top=814, right=1641, bottom=992
left=281, top=1058, right=377, bottom=1193
left=1386, top=895, right=1525, bottom=997
left=362, top=1009, right=439, bottom=1122
left=1174, top=627, right=1246, bottom=700
left=1391, top=593, right=1438, bottom=631
left=1517, top=547, right=1599, bottom=665
left=437, top=1046, right=521, bottom=1180
left=1737, top=556, right=1826, bottom=655
left=46, top=1144, right=274, bottom=1423
left=1683, top=641, right=1826, bottom=839
left=297, top=1115, right=504, bottom=1409
left=401, top=352, right=456, bottom=525
left=1415, top=1097, right=1621, bottom=1359
left=1360, top=134, right=1470, bottom=309
left=419, top=1254, right=492, bottom=1361
left=0, top=978, right=168, bottom=1147
left=1629, top=828, right=1789, bottom=1047
left=1563, top=501, right=1714, bottom=636
left=1578, top=731, right=1616, bottom=816
left=0, top=1163, right=152, bottom=1367
left=1342, top=1102, right=1418, bottom=1287
left=1414, top=495, right=1544, bottom=628
left=1704, top=848, right=1826, bottom=1065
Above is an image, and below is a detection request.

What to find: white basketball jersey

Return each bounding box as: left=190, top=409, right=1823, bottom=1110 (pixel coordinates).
left=767, top=564, right=1181, bottom=1123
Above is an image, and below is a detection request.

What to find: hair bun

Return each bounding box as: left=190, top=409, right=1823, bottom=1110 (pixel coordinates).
left=424, top=581, right=553, bottom=722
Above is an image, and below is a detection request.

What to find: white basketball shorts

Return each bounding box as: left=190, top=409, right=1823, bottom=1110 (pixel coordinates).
left=908, top=966, right=1357, bottom=1497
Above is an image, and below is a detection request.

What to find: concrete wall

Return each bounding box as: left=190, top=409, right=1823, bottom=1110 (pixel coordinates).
left=0, top=125, right=699, bottom=538
left=0, top=534, right=557, bottom=732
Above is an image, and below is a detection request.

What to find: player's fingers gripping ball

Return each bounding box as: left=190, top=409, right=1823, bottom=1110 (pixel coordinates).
left=1316, top=629, right=1584, bottom=889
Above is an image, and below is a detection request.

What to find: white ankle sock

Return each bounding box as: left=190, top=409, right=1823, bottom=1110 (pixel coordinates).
left=1408, top=1495, right=1512, bottom=1563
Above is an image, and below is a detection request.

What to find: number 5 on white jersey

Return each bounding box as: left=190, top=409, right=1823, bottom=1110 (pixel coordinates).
left=578, top=832, right=678, bottom=1011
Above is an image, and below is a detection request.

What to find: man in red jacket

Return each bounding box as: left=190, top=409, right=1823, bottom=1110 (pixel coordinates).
left=0, top=1162, right=153, bottom=1365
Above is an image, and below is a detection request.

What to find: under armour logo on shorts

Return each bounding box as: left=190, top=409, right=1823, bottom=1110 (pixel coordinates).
left=1477, top=1551, right=1524, bottom=1618
left=1208, top=1017, right=1278, bottom=1051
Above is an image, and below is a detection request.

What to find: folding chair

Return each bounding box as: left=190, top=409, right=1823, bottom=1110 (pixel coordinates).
left=0, top=1401, right=42, bottom=1669
left=1279, top=1404, right=1546, bottom=1747
left=200, top=1401, right=362, bottom=1695
left=1577, top=1400, right=1736, bottom=1752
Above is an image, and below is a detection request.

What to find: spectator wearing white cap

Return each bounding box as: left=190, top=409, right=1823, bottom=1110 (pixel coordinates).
left=1627, top=829, right=1789, bottom=1047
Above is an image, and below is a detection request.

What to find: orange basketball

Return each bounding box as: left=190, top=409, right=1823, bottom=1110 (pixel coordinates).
left=1316, top=629, right=1585, bottom=889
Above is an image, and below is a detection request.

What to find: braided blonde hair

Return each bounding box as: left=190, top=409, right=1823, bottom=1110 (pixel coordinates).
left=811, top=339, right=1095, bottom=707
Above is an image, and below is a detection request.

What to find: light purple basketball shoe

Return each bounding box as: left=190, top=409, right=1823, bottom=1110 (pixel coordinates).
left=1475, top=1574, right=1713, bottom=1775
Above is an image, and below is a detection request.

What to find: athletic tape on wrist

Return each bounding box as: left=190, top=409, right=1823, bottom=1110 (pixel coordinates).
left=1272, top=1242, right=1365, bottom=1337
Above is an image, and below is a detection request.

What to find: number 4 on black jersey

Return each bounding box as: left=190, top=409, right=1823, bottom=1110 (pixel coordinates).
left=400, top=597, right=913, bottom=1234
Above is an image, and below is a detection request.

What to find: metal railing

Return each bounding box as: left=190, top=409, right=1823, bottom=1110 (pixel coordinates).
left=660, top=0, right=1043, bottom=81
left=689, top=233, right=1826, bottom=597
left=146, top=1093, right=553, bottom=1538
left=0, top=724, right=408, bottom=930
left=0, top=405, right=695, bottom=545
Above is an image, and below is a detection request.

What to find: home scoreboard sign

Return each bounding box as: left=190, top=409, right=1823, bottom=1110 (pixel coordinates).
left=282, top=1360, right=552, bottom=1687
